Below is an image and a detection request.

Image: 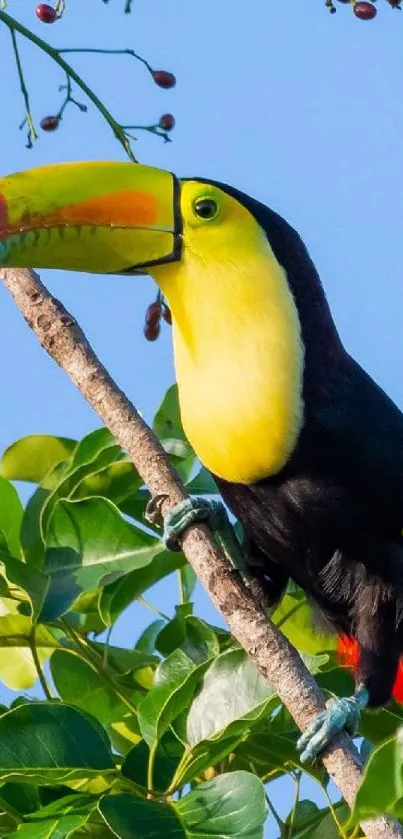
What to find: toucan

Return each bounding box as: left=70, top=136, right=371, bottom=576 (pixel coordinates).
left=1, top=160, right=402, bottom=762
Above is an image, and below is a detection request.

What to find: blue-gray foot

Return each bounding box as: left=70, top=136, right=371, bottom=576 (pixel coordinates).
left=163, top=496, right=245, bottom=561
left=297, top=685, right=369, bottom=763
left=148, top=495, right=247, bottom=573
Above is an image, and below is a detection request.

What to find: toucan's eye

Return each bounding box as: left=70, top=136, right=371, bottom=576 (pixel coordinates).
left=193, top=197, right=219, bottom=221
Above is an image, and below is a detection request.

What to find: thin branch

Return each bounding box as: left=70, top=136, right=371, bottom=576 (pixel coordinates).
left=57, top=47, right=153, bottom=74
left=0, top=10, right=136, bottom=161
left=0, top=266, right=401, bottom=839
left=9, top=29, right=37, bottom=149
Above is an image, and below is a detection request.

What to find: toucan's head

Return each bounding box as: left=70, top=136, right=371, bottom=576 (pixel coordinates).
left=0, top=159, right=339, bottom=345
left=0, top=161, right=341, bottom=482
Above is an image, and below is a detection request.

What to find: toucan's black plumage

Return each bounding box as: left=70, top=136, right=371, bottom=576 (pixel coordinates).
left=2, top=161, right=402, bottom=754
left=207, top=181, right=403, bottom=708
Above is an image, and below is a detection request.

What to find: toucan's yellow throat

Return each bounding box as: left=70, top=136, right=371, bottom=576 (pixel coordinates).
left=152, top=180, right=304, bottom=483
left=0, top=161, right=304, bottom=485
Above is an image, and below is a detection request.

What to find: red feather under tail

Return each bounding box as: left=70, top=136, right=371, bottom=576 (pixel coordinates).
left=337, top=636, right=403, bottom=703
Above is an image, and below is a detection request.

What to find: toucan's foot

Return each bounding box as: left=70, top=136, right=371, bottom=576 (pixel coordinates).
left=161, top=497, right=226, bottom=551
left=160, top=496, right=248, bottom=573
left=297, top=685, right=369, bottom=763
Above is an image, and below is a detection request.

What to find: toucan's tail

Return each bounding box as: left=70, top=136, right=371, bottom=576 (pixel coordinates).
left=337, top=636, right=403, bottom=703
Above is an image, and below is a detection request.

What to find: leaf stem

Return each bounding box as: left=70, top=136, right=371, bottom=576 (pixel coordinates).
left=147, top=743, right=157, bottom=794
left=287, top=770, right=301, bottom=839
left=59, top=618, right=140, bottom=717
left=265, top=793, right=284, bottom=833
left=29, top=626, right=53, bottom=700
left=0, top=10, right=136, bottom=161
left=323, top=786, right=349, bottom=839
left=137, top=595, right=170, bottom=621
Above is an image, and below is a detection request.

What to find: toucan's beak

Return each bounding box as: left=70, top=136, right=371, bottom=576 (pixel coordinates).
left=0, top=161, right=182, bottom=274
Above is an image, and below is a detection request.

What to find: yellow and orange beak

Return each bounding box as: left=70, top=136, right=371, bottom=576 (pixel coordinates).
left=0, top=161, right=182, bottom=274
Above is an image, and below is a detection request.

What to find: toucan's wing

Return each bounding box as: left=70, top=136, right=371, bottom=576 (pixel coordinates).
left=313, top=356, right=403, bottom=533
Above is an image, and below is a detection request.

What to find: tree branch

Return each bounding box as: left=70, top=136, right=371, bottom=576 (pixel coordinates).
left=0, top=266, right=401, bottom=839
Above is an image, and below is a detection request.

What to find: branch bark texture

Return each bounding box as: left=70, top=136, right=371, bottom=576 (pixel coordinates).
left=1, top=267, right=401, bottom=839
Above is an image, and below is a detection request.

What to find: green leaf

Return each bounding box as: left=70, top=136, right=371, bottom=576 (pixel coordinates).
left=186, top=648, right=276, bottom=746
left=360, top=706, right=403, bottom=744
left=179, top=566, right=197, bottom=603
left=7, top=794, right=97, bottom=839
left=21, top=488, right=50, bottom=568
left=136, top=620, right=165, bottom=654
left=288, top=802, right=349, bottom=839
left=233, top=726, right=325, bottom=784
left=155, top=613, right=220, bottom=666
left=1, top=436, right=76, bottom=484
left=181, top=616, right=220, bottom=664
left=153, top=385, right=185, bottom=442
left=40, top=430, right=123, bottom=537
left=138, top=650, right=210, bottom=748
left=155, top=604, right=193, bottom=657
left=99, top=551, right=186, bottom=627
left=0, top=616, right=59, bottom=690
left=0, top=702, right=115, bottom=784
left=271, top=590, right=336, bottom=654
left=92, top=644, right=158, bottom=676
left=119, top=489, right=150, bottom=525
left=186, top=468, right=218, bottom=495
left=99, top=794, right=185, bottom=839
left=0, top=478, right=23, bottom=558
left=73, top=461, right=141, bottom=506
left=50, top=650, right=128, bottom=727
left=100, top=773, right=267, bottom=839
left=351, top=728, right=403, bottom=822
left=1, top=553, right=50, bottom=622
left=42, top=498, right=163, bottom=620
left=122, top=730, right=184, bottom=792
left=176, top=771, right=267, bottom=839
left=0, top=781, right=41, bottom=817
left=172, top=649, right=278, bottom=787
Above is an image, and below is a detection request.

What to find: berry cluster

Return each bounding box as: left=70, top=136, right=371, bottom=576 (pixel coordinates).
left=144, top=298, right=172, bottom=342
left=35, top=5, right=177, bottom=140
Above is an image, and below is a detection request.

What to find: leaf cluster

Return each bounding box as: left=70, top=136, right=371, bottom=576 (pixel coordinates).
left=0, top=385, right=399, bottom=838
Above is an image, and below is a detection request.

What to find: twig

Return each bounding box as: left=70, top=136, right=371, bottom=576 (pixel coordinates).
left=57, top=47, right=153, bottom=74
left=0, top=10, right=136, bottom=161
left=9, top=29, right=37, bottom=149
left=0, top=266, right=401, bottom=839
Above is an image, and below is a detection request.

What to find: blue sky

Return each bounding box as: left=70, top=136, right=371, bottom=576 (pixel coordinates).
left=1, top=0, right=403, bottom=826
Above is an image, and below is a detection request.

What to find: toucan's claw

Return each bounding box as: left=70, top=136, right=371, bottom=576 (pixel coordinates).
left=297, top=686, right=369, bottom=763
left=163, top=497, right=230, bottom=550
left=162, top=496, right=249, bottom=573
left=162, top=497, right=214, bottom=550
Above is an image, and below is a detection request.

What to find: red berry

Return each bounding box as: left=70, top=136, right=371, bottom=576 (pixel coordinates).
left=152, top=70, right=176, bottom=89
left=162, top=303, right=172, bottom=324
left=144, top=321, right=161, bottom=341
left=145, top=302, right=161, bottom=327
left=36, top=4, right=57, bottom=22
left=40, top=116, right=59, bottom=132
left=159, top=114, right=175, bottom=132
left=353, top=1, right=377, bottom=18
